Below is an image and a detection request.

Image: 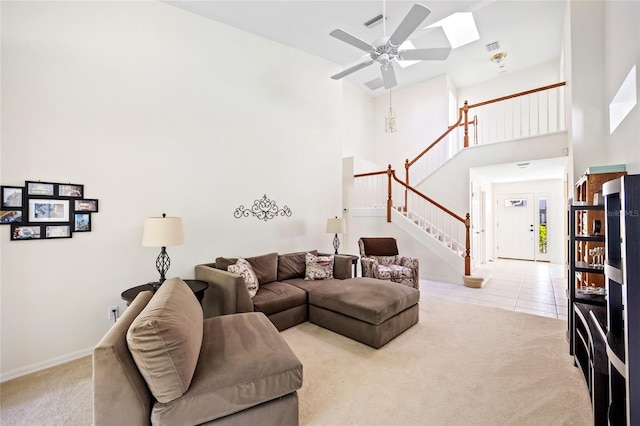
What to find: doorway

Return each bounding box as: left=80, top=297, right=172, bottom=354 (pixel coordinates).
left=471, top=184, right=486, bottom=266
left=497, top=193, right=535, bottom=260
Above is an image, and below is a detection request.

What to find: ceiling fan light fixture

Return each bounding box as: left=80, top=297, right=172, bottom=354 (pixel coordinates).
left=490, top=51, right=507, bottom=64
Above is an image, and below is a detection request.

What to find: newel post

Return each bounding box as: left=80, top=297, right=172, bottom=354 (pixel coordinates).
left=464, top=213, right=471, bottom=275
left=386, top=165, right=393, bottom=223
left=463, top=101, right=469, bottom=148
left=404, top=159, right=409, bottom=214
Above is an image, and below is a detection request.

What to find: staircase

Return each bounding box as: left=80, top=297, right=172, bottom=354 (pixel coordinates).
left=351, top=82, right=567, bottom=283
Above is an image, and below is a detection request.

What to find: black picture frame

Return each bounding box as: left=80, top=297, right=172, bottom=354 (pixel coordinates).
left=10, top=224, right=42, bottom=240
left=1, top=210, right=23, bottom=224
left=74, top=213, right=91, bottom=232
left=28, top=198, right=70, bottom=223
left=1, top=186, right=24, bottom=208
left=58, top=183, right=84, bottom=198
left=25, top=181, right=57, bottom=197
left=44, top=224, right=72, bottom=239
left=74, top=199, right=99, bottom=212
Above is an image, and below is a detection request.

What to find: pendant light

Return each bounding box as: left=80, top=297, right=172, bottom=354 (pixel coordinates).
left=382, top=0, right=397, bottom=133
left=385, top=88, right=397, bottom=133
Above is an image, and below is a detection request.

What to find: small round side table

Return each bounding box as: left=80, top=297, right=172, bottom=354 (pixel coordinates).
left=121, top=279, right=209, bottom=305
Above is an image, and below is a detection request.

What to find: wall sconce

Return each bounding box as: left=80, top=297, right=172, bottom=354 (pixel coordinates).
left=326, top=216, right=346, bottom=254
left=142, top=213, right=184, bottom=290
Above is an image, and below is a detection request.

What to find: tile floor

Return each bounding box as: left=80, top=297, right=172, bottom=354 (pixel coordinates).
left=420, top=258, right=568, bottom=320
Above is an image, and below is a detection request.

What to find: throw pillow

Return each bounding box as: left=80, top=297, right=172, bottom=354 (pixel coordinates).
left=228, top=258, right=259, bottom=298
left=277, top=250, right=317, bottom=281
left=126, top=278, right=203, bottom=404
left=304, top=252, right=334, bottom=280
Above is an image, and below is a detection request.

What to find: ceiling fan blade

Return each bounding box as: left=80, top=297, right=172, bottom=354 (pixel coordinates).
left=398, top=47, right=452, bottom=61
left=331, top=60, right=375, bottom=80
left=330, top=29, right=374, bottom=52
left=389, top=4, right=431, bottom=47
left=365, top=77, right=384, bottom=90
left=381, top=64, right=397, bottom=89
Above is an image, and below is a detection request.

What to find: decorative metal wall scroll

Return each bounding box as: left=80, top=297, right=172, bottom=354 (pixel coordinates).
left=1, top=180, right=99, bottom=240
left=234, top=194, right=292, bottom=222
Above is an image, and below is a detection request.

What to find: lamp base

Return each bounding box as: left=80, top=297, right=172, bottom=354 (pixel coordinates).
left=333, top=233, right=340, bottom=255
left=155, top=247, right=170, bottom=288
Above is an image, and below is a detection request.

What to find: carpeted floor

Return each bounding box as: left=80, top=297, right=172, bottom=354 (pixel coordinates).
left=0, top=297, right=592, bottom=425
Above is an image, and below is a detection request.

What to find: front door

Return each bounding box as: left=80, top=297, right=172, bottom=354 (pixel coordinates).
left=497, top=193, right=535, bottom=260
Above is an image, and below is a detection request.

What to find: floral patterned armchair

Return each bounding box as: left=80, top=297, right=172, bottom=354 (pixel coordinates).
left=358, top=237, right=419, bottom=289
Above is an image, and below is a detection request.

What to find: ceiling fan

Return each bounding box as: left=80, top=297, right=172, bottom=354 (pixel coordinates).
left=329, top=3, right=451, bottom=89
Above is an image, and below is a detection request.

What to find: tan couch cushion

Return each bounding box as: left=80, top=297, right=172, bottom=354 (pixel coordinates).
left=151, top=312, right=303, bottom=425
left=277, top=250, right=317, bottom=281
left=216, top=252, right=278, bottom=284
left=127, top=278, right=203, bottom=403
left=93, top=291, right=153, bottom=426
left=308, top=277, right=420, bottom=325
left=252, top=281, right=307, bottom=315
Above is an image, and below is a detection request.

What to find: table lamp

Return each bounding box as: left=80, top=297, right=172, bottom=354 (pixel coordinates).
left=142, top=213, right=184, bottom=290
left=326, top=216, right=346, bottom=254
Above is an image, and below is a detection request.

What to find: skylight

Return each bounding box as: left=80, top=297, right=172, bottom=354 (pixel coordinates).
left=427, top=12, right=479, bottom=49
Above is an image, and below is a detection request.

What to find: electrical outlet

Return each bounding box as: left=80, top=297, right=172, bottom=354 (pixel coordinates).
left=108, top=306, right=119, bottom=321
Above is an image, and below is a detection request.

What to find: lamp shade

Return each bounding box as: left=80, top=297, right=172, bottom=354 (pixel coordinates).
left=326, top=217, right=346, bottom=234
left=142, top=216, right=185, bottom=247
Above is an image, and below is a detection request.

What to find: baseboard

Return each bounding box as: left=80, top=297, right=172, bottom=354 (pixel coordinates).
left=0, top=347, right=93, bottom=383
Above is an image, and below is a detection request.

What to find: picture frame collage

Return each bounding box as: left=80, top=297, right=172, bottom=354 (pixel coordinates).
left=1, top=180, right=99, bottom=241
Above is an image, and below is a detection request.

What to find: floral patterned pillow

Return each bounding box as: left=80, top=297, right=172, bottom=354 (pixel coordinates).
left=228, top=258, right=259, bottom=298
left=304, top=253, right=334, bottom=280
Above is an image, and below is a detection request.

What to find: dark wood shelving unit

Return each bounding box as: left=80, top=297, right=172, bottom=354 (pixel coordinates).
left=601, top=175, right=639, bottom=426
left=567, top=169, right=627, bottom=426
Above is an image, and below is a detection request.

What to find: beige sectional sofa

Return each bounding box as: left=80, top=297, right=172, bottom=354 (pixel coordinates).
left=93, top=278, right=302, bottom=426
left=196, top=250, right=420, bottom=349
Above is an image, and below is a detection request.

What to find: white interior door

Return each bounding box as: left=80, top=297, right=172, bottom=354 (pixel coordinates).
left=497, top=193, right=535, bottom=260
left=471, top=185, right=485, bottom=265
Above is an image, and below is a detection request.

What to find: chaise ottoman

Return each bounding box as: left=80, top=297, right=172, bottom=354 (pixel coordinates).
left=307, top=277, right=420, bottom=348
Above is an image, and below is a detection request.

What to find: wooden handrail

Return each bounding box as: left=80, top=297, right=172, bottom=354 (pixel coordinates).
left=389, top=169, right=465, bottom=223
left=406, top=104, right=464, bottom=168
left=467, top=81, right=566, bottom=109
left=354, top=170, right=389, bottom=178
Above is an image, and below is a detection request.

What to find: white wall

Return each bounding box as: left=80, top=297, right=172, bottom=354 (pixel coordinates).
left=566, top=0, right=608, bottom=182
left=342, top=81, right=375, bottom=162
left=371, top=74, right=450, bottom=174
left=0, top=1, right=344, bottom=379
left=604, top=0, right=640, bottom=173
left=457, top=60, right=561, bottom=105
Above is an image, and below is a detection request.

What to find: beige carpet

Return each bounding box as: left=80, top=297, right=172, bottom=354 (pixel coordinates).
left=0, top=297, right=592, bottom=425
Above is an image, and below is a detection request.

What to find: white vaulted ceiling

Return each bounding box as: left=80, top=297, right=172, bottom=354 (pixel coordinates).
left=164, top=0, right=567, bottom=96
